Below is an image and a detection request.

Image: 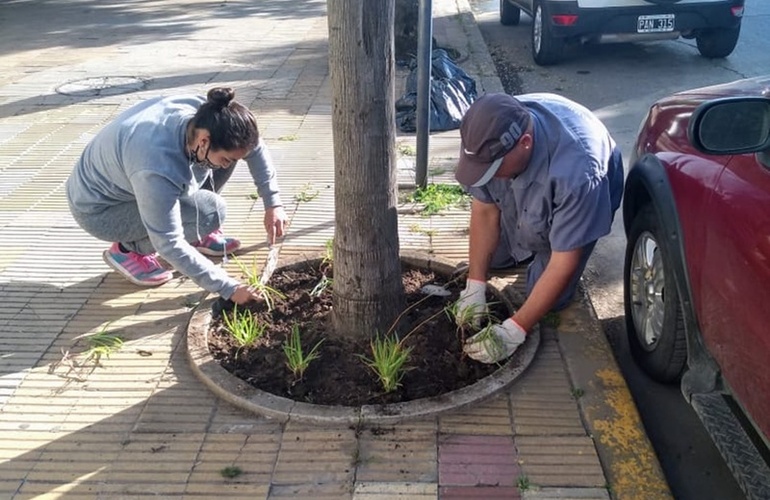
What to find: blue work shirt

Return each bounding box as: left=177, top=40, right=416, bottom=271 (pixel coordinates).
left=465, top=93, right=623, bottom=261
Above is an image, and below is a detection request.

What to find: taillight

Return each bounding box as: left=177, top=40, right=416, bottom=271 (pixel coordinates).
left=552, top=15, right=578, bottom=26
left=731, top=6, right=744, bottom=17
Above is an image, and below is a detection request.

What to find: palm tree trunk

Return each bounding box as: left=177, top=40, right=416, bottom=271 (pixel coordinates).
left=328, top=0, right=405, bottom=339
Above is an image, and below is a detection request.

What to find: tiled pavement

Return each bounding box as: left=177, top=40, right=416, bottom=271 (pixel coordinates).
left=0, top=1, right=671, bottom=499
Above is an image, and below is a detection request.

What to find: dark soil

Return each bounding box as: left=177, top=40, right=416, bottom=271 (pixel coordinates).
left=207, top=260, right=508, bottom=407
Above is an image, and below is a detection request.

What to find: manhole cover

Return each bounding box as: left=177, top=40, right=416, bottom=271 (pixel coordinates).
left=56, top=76, right=148, bottom=97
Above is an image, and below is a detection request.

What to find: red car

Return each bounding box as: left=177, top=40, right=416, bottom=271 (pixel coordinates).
left=623, top=76, right=770, bottom=499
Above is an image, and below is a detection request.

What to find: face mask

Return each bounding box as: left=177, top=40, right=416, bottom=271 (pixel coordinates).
left=189, top=144, right=220, bottom=170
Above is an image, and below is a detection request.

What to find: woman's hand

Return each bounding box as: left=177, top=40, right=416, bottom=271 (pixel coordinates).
left=264, top=206, right=288, bottom=245
left=230, top=284, right=262, bottom=305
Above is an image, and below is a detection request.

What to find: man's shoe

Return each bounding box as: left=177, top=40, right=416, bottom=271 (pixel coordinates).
left=102, top=243, right=173, bottom=286
left=193, top=229, right=241, bottom=256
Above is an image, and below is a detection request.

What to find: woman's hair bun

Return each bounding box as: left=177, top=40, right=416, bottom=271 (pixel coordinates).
left=206, top=87, right=235, bottom=109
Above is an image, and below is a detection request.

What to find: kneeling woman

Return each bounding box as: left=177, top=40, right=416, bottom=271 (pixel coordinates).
left=66, top=87, right=287, bottom=305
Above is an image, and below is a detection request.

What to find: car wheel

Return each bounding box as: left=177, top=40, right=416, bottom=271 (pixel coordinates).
left=696, top=26, right=740, bottom=59
left=531, top=1, right=564, bottom=66
left=624, top=205, right=688, bottom=383
left=500, top=0, right=521, bottom=26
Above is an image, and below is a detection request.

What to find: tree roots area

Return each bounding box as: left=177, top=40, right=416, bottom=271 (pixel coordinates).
left=207, top=259, right=507, bottom=407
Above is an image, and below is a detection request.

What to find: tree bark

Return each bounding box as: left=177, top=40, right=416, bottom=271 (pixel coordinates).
left=328, top=0, right=405, bottom=339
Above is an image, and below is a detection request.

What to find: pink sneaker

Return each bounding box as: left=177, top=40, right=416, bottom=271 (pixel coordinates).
left=102, top=243, right=173, bottom=286
left=193, top=229, right=241, bottom=256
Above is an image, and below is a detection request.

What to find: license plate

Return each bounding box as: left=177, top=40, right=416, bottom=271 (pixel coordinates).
left=637, top=14, right=675, bottom=33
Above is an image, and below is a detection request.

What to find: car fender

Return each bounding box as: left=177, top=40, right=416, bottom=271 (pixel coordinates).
left=623, top=153, right=721, bottom=398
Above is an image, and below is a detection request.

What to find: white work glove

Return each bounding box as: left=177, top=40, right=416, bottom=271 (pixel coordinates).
left=463, top=318, right=527, bottom=364
left=456, top=279, right=488, bottom=327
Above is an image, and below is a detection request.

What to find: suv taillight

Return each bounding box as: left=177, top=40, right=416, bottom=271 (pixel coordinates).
left=552, top=15, right=578, bottom=26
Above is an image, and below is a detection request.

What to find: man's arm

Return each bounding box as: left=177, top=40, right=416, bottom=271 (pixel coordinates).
left=467, top=198, right=501, bottom=282
left=511, top=247, right=583, bottom=331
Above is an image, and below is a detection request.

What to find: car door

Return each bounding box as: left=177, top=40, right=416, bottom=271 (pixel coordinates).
left=697, top=150, right=770, bottom=441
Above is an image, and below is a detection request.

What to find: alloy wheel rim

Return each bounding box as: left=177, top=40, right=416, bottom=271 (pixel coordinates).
left=629, top=231, right=665, bottom=350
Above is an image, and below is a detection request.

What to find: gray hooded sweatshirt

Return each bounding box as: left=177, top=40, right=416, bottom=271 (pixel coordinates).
left=66, top=95, right=282, bottom=299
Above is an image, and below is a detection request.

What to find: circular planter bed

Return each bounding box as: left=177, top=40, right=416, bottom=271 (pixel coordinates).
left=186, top=251, right=539, bottom=425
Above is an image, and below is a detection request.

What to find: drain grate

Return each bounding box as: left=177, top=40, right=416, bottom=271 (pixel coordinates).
left=55, top=76, right=148, bottom=97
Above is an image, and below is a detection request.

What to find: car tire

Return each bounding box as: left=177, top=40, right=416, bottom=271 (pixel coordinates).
left=531, top=1, right=564, bottom=66
left=696, top=26, right=740, bottom=59
left=500, top=0, right=521, bottom=26
left=624, top=205, right=688, bottom=383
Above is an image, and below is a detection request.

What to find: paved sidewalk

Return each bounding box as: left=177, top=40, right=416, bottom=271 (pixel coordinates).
left=0, top=1, right=671, bottom=499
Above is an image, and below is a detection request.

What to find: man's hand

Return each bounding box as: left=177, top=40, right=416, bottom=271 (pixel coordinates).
left=264, top=206, right=288, bottom=245
left=456, top=279, right=488, bottom=327
left=463, top=318, right=526, bottom=364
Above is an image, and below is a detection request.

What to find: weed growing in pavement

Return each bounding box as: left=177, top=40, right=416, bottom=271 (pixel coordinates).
left=232, top=255, right=286, bottom=311
left=359, top=333, right=413, bottom=393
left=222, top=305, right=267, bottom=348
left=571, top=387, right=585, bottom=399
left=408, top=223, right=437, bottom=237
left=294, top=182, right=319, bottom=203
left=517, top=475, right=531, bottom=491
left=48, top=323, right=124, bottom=386
left=397, top=142, right=416, bottom=156
left=220, top=466, right=243, bottom=478
left=406, top=183, right=470, bottom=216
left=277, top=134, right=298, bottom=141
left=283, top=324, right=324, bottom=381
left=248, top=191, right=260, bottom=201
left=83, top=325, right=124, bottom=365
left=542, top=311, right=561, bottom=328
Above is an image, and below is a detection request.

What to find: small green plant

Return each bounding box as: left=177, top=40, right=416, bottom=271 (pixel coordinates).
left=278, top=134, right=298, bottom=141
left=408, top=223, right=437, bottom=237
left=294, top=182, right=319, bottom=202
left=408, top=183, right=470, bottom=216
left=310, top=274, right=333, bottom=298
left=220, top=465, right=243, bottom=478
left=359, top=333, right=412, bottom=393
left=48, top=323, right=124, bottom=386
left=444, top=298, right=498, bottom=331
left=517, top=475, right=531, bottom=491
left=222, top=306, right=267, bottom=348
left=83, top=326, right=124, bottom=364
left=283, top=324, right=324, bottom=380
left=468, top=323, right=507, bottom=361
left=397, top=142, right=416, bottom=156
left=571, top=387, right=585, bottom=399
left=248, top=191, right=260, bottom=201
left=542, top=311, right=561, bottom=328
left=232, top=255, right=286, bottom=311
left=322, top=238, right=334, bottom=267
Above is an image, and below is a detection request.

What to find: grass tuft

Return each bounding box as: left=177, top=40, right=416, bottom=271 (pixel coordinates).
left=283, top=324, right=323, bottom=380
left=359, top=333, right=412, bottom=393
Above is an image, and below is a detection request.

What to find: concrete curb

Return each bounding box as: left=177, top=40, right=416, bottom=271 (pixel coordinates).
left=558, top=290, right=674, bottom=500
left=186, top=251, right=540, bottom=426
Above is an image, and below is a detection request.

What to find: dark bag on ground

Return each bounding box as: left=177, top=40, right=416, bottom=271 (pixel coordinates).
left=395, top=48, right=478, bottom=132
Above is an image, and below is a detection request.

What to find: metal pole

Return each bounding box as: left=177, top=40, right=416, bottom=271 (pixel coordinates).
left=415, top=0, right=432, bottom=189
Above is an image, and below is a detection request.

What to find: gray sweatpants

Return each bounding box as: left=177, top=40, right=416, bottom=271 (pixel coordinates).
left=69, top=166, right=235, bottom=255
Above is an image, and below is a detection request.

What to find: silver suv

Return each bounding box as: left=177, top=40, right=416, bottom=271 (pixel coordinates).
left=499, top=0, right=745, bottom=65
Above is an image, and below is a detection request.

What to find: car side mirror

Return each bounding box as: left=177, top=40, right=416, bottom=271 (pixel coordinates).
left=688, top=97, right=770, bottom=155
